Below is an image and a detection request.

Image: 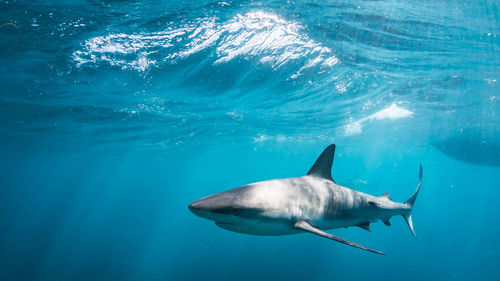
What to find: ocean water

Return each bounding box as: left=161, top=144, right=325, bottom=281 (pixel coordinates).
left=1, top=0, right=499, bottom=280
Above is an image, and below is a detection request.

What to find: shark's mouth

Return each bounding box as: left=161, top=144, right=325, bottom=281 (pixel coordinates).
left=215, top=221, right=237, bottom=227
left=214, top=221, right=254, bottom=235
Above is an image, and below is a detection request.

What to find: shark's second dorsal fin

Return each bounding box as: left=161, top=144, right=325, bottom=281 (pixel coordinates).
left=381, top=192, right=389, bottom=198
left=307, top=144, right=335, bottom=182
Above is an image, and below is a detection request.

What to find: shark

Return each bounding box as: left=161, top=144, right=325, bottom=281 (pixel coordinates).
left=188, top=144, right=422, bottom=255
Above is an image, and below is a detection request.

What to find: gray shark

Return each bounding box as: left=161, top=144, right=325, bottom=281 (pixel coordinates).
left=189, top=144, right=422, bottom=255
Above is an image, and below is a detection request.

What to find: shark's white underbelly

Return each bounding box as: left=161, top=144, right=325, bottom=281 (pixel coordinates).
left=216, top=216, right=375, bottom=236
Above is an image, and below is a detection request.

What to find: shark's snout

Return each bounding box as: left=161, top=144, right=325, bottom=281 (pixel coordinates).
left=188, top=193, right=233, bottom=220
left=189, top=196, right=222, bottom=212
left=188, top=198, right=213, bottom=219
left=188, top=199, right=203, bottom=211
left=189, top=187, right=251, bottom=221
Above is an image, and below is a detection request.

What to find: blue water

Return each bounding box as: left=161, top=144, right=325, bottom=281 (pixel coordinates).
left=1, top=0, right=499, bottom=280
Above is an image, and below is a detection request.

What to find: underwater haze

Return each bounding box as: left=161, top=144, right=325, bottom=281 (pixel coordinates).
left=1, top=0, right=499, bottom=280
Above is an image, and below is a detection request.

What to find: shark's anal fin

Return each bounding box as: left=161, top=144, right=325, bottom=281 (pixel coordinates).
left=382, top=218, right=391, bottom=226
left=307, top=144, right=336, bottom=183
left=356, top=222, right=372, bottom=232
left=294, top=220, right=385, bottom=255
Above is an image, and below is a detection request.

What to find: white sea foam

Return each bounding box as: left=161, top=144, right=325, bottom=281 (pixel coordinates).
left=368, top=103, right=414, bottom=120
left=344, top=121, right=362, bottom=136
left=252, top=134, right=327, bottom=144
left=344, top=103, right=414, bottom=136
left=73, top=11, right=338, bottom=73
left=72, top=28, right=191, bottom=71
left=226, top=111, right=243, bottom=121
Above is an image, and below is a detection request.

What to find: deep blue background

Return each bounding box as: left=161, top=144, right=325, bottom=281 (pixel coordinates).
left=1, top=1, right=499, bottom=280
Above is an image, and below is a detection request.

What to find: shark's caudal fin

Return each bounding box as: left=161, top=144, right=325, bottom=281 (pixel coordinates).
left=307, top=144, right=336, bottom=182
left=402, top=164, right=422, bottom=238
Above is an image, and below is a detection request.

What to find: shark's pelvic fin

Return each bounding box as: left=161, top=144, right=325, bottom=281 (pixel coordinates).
left=294, top=220, right=385, bottom=255
left=356, top=222, right=372, bottom=232
left=382, top=218, right=391, bottom=226
left=307, top=144, right=335, bottom=182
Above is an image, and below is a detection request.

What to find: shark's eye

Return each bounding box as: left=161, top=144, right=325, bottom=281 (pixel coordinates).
left=232, top=208, right=240, bottom=216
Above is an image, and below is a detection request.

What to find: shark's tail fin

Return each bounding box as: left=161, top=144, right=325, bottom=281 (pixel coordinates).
left=402, top=164, right=422, bottom=238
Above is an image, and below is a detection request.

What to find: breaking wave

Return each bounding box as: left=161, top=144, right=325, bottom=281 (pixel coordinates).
left=73, top=11, right=338, bottom=77
left=344, top=103, right=414, bottom=136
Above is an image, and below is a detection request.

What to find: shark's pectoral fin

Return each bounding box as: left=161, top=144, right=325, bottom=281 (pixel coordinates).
left=294, top=220, right=385, bottom=255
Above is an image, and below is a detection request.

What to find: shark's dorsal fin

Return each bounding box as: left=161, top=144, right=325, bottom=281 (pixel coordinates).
left=307, top=144, right=335, bottom=182
left=381, top=192, right=389, bottom=198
